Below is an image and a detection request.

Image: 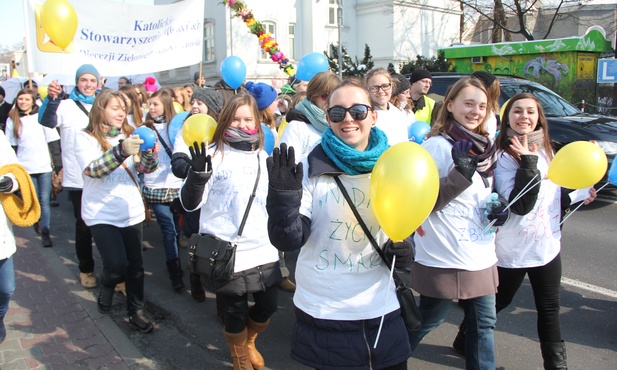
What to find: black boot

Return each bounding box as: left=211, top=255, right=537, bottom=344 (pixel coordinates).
left=41, top=231, right=53, bottom=247
left=189, top=273, right=205, bottom=302
left=540, top=341, right=567, bottom=370
left=166, top=259, right=185, bottom=292
left=452, top=321, right=466, bottom=356
left=0, top=315, right=6, bottom=344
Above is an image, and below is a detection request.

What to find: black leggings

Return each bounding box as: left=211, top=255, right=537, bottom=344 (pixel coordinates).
left=220, top=285, right=279, bottom=333
left=317, top=361, right=407, bottom=370
left=496, top=253, right=562, bottom=343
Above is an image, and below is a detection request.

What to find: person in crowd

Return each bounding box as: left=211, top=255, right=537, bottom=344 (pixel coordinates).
left=194, top=72, right=206, bottom=88
left=409, top=68, right=435, bottom=123
left=213, top=79, right=247, bottom=103
left=74, top=89, right=158, bottom=333
left=133, top=83, right=149, bottom=114
left=144, top=77, right=159, bottom=97
left=471, top=71, right=500, bottom=139
left=0, top=87, right=12, bottom=132
left=119, top=85, right=144, bottom=127
left=117, top=77, right=131, bottom=89
left=408, top=77, right=500, bottom=370
left=183, top=84, right=194, bottom=99
left=277, top=91, right=307, bottom=142
left=266, top=78, right=412, bottom=369
left=38, top=64, right=100, bottom=289
left=365, top=68, right=408, bottom=145
left=143, top=88, right=184, bottom=292
left=173, top=87, right=191, bottom=112
left=280, top=71, right=341, bottom=162
left=245, top=81, right=278, bottom=143
left=389, top=72, right=416, bottom=126
left=453, top=93, right=596, bottom=369
left=179, top=94, right=280, bottom=370
left=274, top=94, right=292, bottom=128
left=289, top=75, right=308, bottom=94
left=5, top=89, right=61, bottom=247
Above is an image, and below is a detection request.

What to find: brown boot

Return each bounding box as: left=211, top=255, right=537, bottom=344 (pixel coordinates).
left=224, top=329, right=252, bottom=370
left=246, top=318, right=269, bottom=370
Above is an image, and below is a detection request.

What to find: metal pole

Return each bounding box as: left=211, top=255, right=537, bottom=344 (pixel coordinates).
left=337, top=0, right=343, bottom=77
left=229, top=7, right=233, bottom=56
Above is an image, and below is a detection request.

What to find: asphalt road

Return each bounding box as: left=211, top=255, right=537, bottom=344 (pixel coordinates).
left=34, top=190, right=617, bottom=369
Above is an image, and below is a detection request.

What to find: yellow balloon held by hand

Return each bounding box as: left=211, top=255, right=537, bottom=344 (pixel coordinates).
left=38, top=86, right=49, bottom=100
left=41, top=0, right=79, bottom=50
left=370, top=142, right=439, bottom=241
left=172, top=102, right=184, bottom=113
left=182, top=114, right=217, bottom=146
left=548, top=141, right=607, bottom=189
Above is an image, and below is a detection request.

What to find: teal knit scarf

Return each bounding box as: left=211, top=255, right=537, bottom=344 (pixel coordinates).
left=295, top=98, right=329, bottom=133
left=69, top=87, right=97, bottom=105
left=321, top=127, right=390, bottom=175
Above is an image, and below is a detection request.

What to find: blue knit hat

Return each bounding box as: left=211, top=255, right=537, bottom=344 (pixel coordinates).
left=245, top=81, right=277, bottom=111
left=75, top=64, right=100, bottom=85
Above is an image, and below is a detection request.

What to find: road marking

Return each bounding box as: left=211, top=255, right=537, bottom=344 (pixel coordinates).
left=562, top=277, right=617, bottom=298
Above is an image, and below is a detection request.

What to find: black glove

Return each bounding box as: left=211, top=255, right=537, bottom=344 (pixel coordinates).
left=487, top=202, right=509, bottom=226
left=383, top=238, right=413, bottom=269
left=266, top=143, right=303, bottom=191
left=183, top=142, right=212, bottom=173
left=451, top=139, right=478, bottom=182
left=0, top=176, right=14, bottom=193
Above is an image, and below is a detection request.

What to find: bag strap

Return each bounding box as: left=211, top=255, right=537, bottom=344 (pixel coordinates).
left=333, top=175, right=407, bottom=288
left=121, top=162, right=143, bottom=196
left=153, top=127, right=173, bottom=159
left=74, top=101, right=90, bottom=117
left=236, top=152, right=261, bottom=238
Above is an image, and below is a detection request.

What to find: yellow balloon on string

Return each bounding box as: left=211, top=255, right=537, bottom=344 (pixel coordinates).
left=41, top=0, right=78, bottom=50
left=173, top=102, right=184, bottom=113
left=182, top=114, right=217, bottom=146
left=548, top=141, right=607, bottom=189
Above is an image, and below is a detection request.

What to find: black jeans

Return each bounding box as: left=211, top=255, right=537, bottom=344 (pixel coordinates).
left=90, top=223, right=145, bottom=315
left=220, top=284, right=278, bottom=333
left=68, top=190, right=94, bottom=273
left=496, top=253, right=563, bottom=343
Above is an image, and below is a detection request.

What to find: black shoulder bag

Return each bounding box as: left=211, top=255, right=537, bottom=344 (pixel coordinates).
left=333, top=176, right=422, bottom=332
left=188, top=153, right=261, bottom=291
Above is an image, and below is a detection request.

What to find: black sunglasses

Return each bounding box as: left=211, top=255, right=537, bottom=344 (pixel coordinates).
left=327, top=104, right=372, bottom=123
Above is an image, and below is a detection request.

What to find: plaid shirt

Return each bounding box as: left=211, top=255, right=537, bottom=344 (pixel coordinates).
left=84, top=144, right=158, bottom=179
left=142, top=186, right=179, bottom=203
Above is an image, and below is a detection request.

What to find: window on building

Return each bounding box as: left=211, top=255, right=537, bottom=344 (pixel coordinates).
left=204, top=20, right=215, bottom=62
left=260, top=22, right=276, bottom=60
left=328, top=0, right=342, bottom=25
left=288, top=24, right=295, bottom=60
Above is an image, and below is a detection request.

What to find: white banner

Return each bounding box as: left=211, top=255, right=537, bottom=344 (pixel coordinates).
left=24, top=0, right=204, bottom=77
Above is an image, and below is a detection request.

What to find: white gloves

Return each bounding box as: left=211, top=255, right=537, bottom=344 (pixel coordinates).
left=121, top=135, right=144, bottom=156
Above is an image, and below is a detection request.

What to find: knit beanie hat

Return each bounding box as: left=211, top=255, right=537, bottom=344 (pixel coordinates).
left=471, top=71, right=497, bottom=88
left=391, top=73, right=411, bottom=95
left=409, top=68, right=432, bottom=84
left=191, top=87, right=224, bottom=114
left=144, top=77, right=159, bottom=93
left=75, top=64, right=100, bottom=85
left=245, top=81, right=277, bottom=110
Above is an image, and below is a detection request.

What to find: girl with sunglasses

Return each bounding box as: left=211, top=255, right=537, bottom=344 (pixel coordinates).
left=365, top=68, right=409, bottom=145
left=266, top=79, right=412, bottom=369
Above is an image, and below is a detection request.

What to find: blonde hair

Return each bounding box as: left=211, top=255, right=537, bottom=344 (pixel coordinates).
left=173, top=87, right=191, bottom=111
left=119, top=85, right=144, bottom=126
left=84, top=90, right=134, bottom=151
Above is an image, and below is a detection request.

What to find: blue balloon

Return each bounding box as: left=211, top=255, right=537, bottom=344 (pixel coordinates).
left=408, top=121, right=431, bottom=144
left=295, top=52, right=329, bottom=82
left=220, top=56, right=246, bottom=89
left=168, top=112, right=190, bottom=146
left=262, top=124, right=275, bottom=155
left=133, top=126, right=156, bottom=150
left=608, top=159, right=617, bottom=185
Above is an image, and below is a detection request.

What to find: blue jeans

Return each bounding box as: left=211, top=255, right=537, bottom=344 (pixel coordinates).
left=30, top=172, right=52, bottom=232
left=409, top=294, right=496, bottom=370
left=149, top=202, right=180, bottom=261
left=0, top=256, right=15, bottom=318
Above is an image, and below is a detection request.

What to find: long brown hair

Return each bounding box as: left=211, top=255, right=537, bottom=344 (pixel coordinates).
left=306, top=71, right=341, bottom=106
left=428, top=77, right=488, bottom=138
left=144, top=87, right=176, bottom=128
left=211, top=94, right=263, bottom=156
left=496, top=93, right=553, bottom=163
left=8, top=88, right=37, bottom=140
left=84, top=89, right=133, bottom=151
left=119, top=85, right=143, bottom=126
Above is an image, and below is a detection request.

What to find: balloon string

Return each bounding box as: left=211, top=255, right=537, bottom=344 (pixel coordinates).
left=559, top=182, right=608, bottom=225
left=374, top=255, right=396, bottom=349
left=482, top=174, right=540, bottom=234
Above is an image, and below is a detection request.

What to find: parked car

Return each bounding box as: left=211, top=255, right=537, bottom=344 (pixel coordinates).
left=409, top=72, right=617, bottom=187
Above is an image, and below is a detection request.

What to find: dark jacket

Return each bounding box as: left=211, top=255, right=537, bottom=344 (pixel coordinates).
left=208, top=260, right=281, bottom=296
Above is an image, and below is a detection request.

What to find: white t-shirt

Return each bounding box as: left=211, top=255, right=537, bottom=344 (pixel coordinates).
left=74, top=131, right=145, bottom=227
left=5, top=113, right=59, bottom=174
left=375, top=103, right=409, bottom=145
left=295, top=167, right=399, bottom=321
left=143, top=123, right=182, bottom=189
left=180, top=145, right=278, bottom=273
left=413, top=136, right=497, bottom=271
left=494, top=149, right=562, bottom=268
left=279, top=119, right=322, bottom=162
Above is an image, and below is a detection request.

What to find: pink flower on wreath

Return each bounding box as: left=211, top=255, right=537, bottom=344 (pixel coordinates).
left=228, top=0, right=234, bottom=5
left=271, top=52, right=283, bottom=62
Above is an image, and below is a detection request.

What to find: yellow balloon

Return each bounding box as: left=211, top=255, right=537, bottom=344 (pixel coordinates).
left=38, top=86, right=49, bottom=100
left=277, top=119, right=288, bottom=141
left=41, top=0, right=78, bottom=49
left=370, top=142, right=439, bottom=241
left=548, top=141, right=607, bottom=189
left=182, top=114, right=217, bottom=146
left=173, top=101, right=184, bottom=113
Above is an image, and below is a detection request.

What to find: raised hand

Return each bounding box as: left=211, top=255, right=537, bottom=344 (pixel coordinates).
left=451, top=139, right=479, bottom=182
left=509, top=135, right=538, bottom=157
left=121, top=135, right=144, bottom=156
left=47, top=80, right=63, bottom=99
left=183, top=141, right=212, bottom=172
left=266, top=143, right=303, bottom=191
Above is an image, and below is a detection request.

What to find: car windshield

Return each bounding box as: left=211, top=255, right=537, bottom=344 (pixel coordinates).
left=500, top=81, right=580, bottom=117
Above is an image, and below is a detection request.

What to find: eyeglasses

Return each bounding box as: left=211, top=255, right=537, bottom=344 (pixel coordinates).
left=327, top=104, right=372, bottom=123
left=369, top=83, right=392, bottom=93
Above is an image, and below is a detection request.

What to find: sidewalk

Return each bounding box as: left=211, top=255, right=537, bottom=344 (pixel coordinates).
left=0, top=229, right=156, bottom=370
